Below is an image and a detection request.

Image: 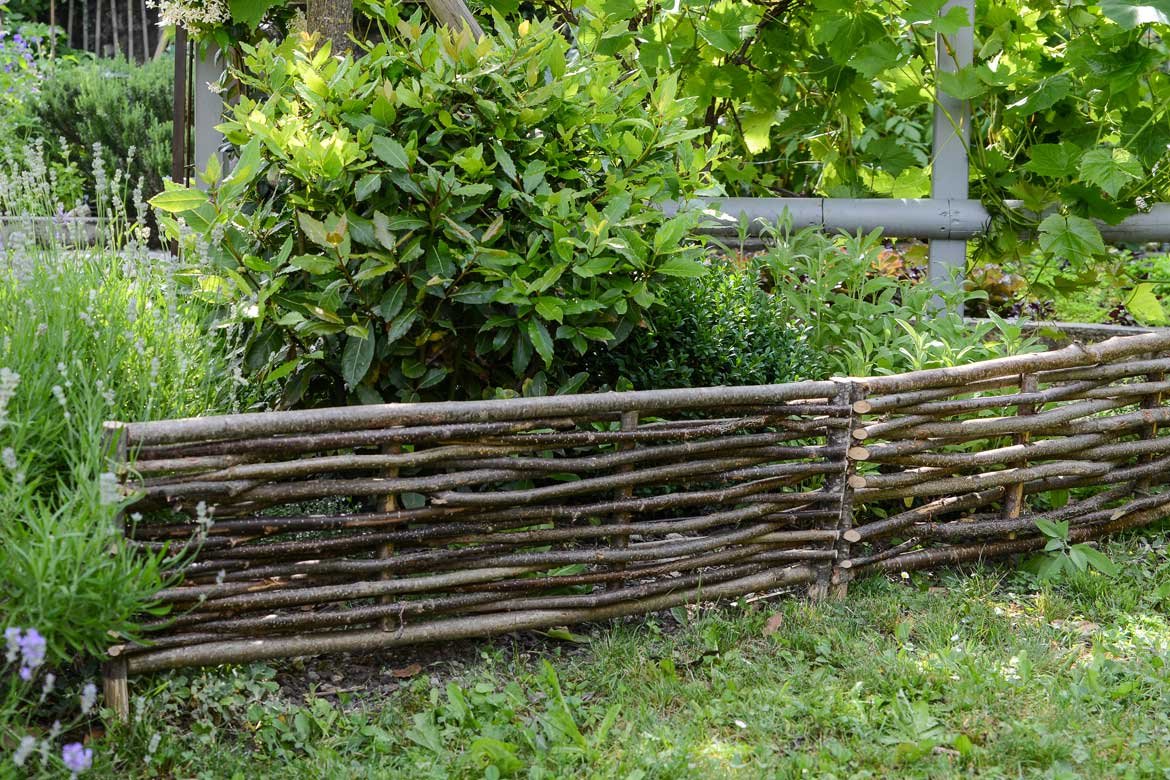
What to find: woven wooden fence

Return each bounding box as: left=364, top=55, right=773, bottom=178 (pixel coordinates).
left=101, top=331, right=1170, bottom=708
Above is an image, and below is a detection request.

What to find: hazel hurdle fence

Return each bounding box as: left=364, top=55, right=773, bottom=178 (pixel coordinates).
left=101, top=330, right=1170, bottom=717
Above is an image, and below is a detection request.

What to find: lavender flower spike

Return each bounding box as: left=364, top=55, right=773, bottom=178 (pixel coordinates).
left=61, top=743, right=93, bottom=775
left=17, top=627, right=46, bottom=679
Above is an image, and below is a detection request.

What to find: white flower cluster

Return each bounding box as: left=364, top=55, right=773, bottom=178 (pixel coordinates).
left=0, top=366, right=18, bottom=429
left=148, top=0, right=230, bottom=32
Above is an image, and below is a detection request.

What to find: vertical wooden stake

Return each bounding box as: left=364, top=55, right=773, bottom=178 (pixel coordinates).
left=1136, top=370, right=1164, bottom=492
left=1001, top=374, right=1037, bottom=521
left=102, top=658, right=130, bottom=722
left=812, top=381, right=859, bottom=601
left=378, top=444, right=401, bottom=631
left=608, top=411, right=639, bottom=590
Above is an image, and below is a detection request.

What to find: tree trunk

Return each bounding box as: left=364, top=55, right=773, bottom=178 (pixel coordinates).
left=306, top=0, right=352, bottom=54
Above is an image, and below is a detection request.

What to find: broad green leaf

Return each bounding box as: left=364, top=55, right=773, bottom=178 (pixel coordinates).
left=371, top=136, right=410, bottom=169
left=379, top=283, right=407, bottom=320
left=298, top=212, right=330, bottom=249
left=228, top=0, right=277, bottom=29
left=289, top=254, right=334, bottom=275
left=355, top=173, right=381, bottom=201
left=1099, top=0, right=1170, bottom=28
left=1037, top=214, right=1106, bottom=260
left=1070, top=543, right=1120, bottom=576
left=1025, top=143, right=1080, bottom=179
left=868, top=137, right=919, bottom=177
left=740, top=110, right=775, bottom=155
left=652, top=216, right=692, bottom=253
left=1125, top=282, right=1168, bottom=325
left=535, top=297, right=564, bottom=322
left=1034, top=518, right=1067, bottom=540
left=386, top=311, right=418, bottom=343
left=149, top=187, right=209, bottom=213
left=1078, top=148, right=1143, bottom=198
left=527, top=319, right=555, bottom=367
left=937, top=67, right=986, bottom=100
left=656, top=256, right=707, bottom=278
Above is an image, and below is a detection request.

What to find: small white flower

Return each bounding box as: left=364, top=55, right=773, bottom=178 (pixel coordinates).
left=79, top=682, right=98, bottom=714
left=2, top=447, right=17, bottom=471
left=39, top=673, right=55, bottom=703
left=12, top=735, right=36, bottom=766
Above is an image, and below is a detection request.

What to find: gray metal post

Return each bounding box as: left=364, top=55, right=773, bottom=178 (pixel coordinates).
left=929, top=0, right=974, bottom=309
left=193, top=42, right=226, bottom=191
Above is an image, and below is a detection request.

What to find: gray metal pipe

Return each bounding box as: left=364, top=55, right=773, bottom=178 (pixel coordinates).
left=681, top=198, right=1170, bottom=245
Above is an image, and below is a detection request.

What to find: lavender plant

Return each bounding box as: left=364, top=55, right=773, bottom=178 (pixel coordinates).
left=2, top=627, right=98, bottom=778
left=0, top=150, right=258, bottom=661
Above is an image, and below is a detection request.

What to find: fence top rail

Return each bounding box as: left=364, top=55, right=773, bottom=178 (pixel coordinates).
left=110, top=381, right=843, bottom=446
left=858, top=331, right=1170, bottom=396
left=109, top=332, right=1170, bottom=448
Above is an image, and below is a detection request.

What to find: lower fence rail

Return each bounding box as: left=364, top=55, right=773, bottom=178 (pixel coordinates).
left=101, top=332, right=1170, bottom=717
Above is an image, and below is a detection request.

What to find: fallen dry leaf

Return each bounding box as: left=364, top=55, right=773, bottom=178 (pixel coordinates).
left=389, top=663, right=422, bottom=679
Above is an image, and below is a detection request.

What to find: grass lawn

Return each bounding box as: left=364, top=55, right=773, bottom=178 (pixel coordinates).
left=99, top=531, right=1170, bottom=779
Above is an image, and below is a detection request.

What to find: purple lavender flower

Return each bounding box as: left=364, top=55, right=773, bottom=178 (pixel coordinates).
left=61, top=743, right=93, bottom=775
left=17, top=628, right=46, bottom=679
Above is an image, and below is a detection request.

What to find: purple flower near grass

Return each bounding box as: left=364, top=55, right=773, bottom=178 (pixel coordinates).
left=17, top=628, right=46, bottom=679
left=61, top=742, right=93, bottom=775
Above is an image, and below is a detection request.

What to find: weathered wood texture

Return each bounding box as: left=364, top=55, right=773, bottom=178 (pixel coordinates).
left=106, top=332, right=1170, bottom=675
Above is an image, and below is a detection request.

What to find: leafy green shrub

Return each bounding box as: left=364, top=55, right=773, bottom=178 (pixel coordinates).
left=153, top=13, right=718, bottom=403
left=756, top=224, right=1040, bottom=377
left=32, top=55, right=173, bottom=205
left=584, top=254, right=823, bottom=389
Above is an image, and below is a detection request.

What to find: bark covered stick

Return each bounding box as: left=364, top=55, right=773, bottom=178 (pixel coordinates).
left=862, top=376, right=1019, bottom=414
left=869, top=432, right=1110, bottom=469
left=164, top=516, right=811, bottom=588
left=857, top=332, right=1170, bottom=396
left=160, top=509, right=843, bottom=572
left=131, top=561, right=783, bottom=649
left=177, top=505, right=838, bottom=580
left=431, top=453, right=828, bottom=507
left=855, top=459, right=1111, bottom=503
left=126, top=565, right=820, bottom=673
left=915, top=492, right=1170, bottom=542
left=146, top=430, right=835, bottom=484
left=129, top=475, right=830, bottom=541
left=881, top=377, right=1111, bottom=418
left=858, top=396, right=1132, bottom=443
left=1035, top=355, right=1170, bottom=384
left=1003, top=373, right=1037, bottom=519
left=857, top=497, right=1170, bottom=576
left=116, top=382, right=842, bottom=447
left=133, top=418, right=584, bottom=460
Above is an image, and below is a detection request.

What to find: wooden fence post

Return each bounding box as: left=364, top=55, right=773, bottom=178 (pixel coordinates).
left=811, top=381, right=862, bottom=601
left=1002, top=373, right=1038, bottom=521
left=608, top=411, right=639, bottom=589
left=101, top=422, right=131, bottom=721
left=379, top=444, right=401, bottom=631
